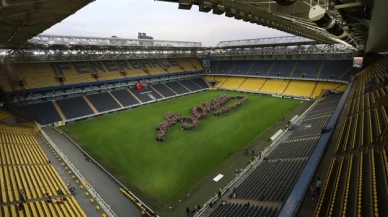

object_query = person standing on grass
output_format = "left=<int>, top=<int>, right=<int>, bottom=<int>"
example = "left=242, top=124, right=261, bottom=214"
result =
left=316, top=177, right=321, bottom=196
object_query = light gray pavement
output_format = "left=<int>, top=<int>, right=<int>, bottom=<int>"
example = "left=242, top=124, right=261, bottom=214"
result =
left=43, top=127, right=143, bottom=217
left=35, top=135, right=101, bottom=216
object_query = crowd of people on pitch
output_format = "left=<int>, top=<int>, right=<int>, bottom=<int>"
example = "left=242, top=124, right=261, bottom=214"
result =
left=214, top=96, right=247, bottom=116
left=155, top=95, right=248, bottom=142
left=156, top=112, right=181, bottom=141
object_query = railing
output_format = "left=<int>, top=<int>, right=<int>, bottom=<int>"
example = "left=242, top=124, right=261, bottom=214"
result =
left=277, top=83, right=353, bottom=217
left=38, top=126, right=118, bottom=217
left=219, top=88, right=314, bottom=101
left=194, top=99, right=318, bottom=217
left=58, top=129, right=156, bottom=216
left=41, top=88, right=209, bottom=128
left=205, top=73, right=350, bottom=84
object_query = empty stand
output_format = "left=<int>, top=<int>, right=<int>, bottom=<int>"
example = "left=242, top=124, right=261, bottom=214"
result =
left=268, top=137, right=319, bottom=160
left=209, top=203, right=278, bottom=217
left=55, top=97, right=94, bottom=119
left=165, top=81, right=189, bottom=94
left=191, top=78, right=208, bottom=88
left=216, top=61, right=236, bottom=74
left=0, top=124, right=86, bottom=217
left=260, top=79, right=290, bottom=94
left=86, top=92, right=120, bottom=112
left=211, top=59, right=354, bottom=80
left=319, top=60, right=353, bottom=79
left=3, top=58, right=202, bottom=92
left=284, top=80, right=316, bottom=97
left=178, top=80, right=202, bottom=91
left=268, top=60, right=296, bottom=77
left=152, top=84, right=176, bottom=97
left=230, top=61, right=254, bottom=75
left=129, top=88, right=153, bottom=102
left=220, top=77, right=246, bottom=89
left=292, top=60, right=322, bottom=78
left=24, top=102, right=62, bottom=125
left=310, top=57, right=388, bottom=217
left=235, top=159, right=306, bottom=202
left=247, top=60, right=274, bottom=76
left=238, top=78, right=267, bottom=91
left=111, top=90, right=141, bottom=107
left=14, top=63, right=59, bottom=89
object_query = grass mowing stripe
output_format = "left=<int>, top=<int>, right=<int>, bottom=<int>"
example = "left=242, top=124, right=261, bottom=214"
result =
left=61, top=90, right=300, bottom=205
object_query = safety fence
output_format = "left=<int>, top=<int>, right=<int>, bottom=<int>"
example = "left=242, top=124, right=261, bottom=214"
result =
left=277, top=82, right=353, bottom=217
left=38, top=126, right=118, bottom=217
left=195, top=99, right=319, bottom=217
left=206, top=73, right=349, bottom=84
left=40, top=88, right=209, bottom=128
left=56, top=129, right=157, bottom=216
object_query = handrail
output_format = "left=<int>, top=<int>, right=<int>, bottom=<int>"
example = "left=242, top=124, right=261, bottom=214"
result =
left=38, top=126, right=118, bottom=217
left=218, top=88, right=314, bottom=101
left=59, top=129, right=156, bottom=216
left=206, top=73, right=350, bottom=84
left=40, top=88, right=209, bottom=128
left=195, top=97, right=319, bottom=217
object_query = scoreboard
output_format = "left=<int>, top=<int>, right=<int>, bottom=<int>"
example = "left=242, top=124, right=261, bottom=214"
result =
left=202, top=58, right=210, bottom=68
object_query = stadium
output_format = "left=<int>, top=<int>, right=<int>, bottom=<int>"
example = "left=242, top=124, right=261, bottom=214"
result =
left=0, top=0, right=387, bottom=217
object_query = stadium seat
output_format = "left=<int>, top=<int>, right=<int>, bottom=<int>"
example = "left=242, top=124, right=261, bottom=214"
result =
left=238, top=78, right=267, bottom=91
left=0, top=124, right=87, bottom=216
left=283, top=80, right=316, bottom=97
left=260, top=79, right=290, bottom=94
left=220, top=77, right=246, bottom=89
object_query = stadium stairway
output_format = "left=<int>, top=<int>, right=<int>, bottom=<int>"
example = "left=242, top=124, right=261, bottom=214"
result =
left=111, top=89, right=142, bottom=106
left=82, top=96, right=99, bottom=114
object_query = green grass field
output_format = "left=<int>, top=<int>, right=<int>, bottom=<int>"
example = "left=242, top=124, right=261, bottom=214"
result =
left=61, top=90, right=300, bottom=206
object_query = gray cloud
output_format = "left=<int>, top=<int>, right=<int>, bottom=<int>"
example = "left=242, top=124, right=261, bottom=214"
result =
left=44, top=0, right=290, bottom=46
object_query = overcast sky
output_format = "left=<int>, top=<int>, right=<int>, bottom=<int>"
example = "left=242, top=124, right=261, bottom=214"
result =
left=43, top=0, right=289, bottom=46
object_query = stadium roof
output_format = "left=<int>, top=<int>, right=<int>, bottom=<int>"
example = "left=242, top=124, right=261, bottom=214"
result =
left=158, top=0, right=380, bottom=52
left=27, top=34, right=203, bottom=48
left=0, top=0, right=94, bottom=47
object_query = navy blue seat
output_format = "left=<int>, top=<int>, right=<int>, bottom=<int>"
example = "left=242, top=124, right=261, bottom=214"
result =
left=191, top=78, right=208, bottom=88
left=268, top=60, right=296, bottom=77
left=179, top=80, right=201, bottom=91
left=111, top=90, right=139, bottom=106
left=130, top=88, right=153, bottom=102
left=24, top=101, right=62, bottom=124
left=293, top=60, right=322, bottom=78
left=320, top=60, right=353, bottom=80
left=87, top=92, right=120, bottom=112
left=56, top=96, right=93, bottom=119
left=247, top=60, right=274, bottom=76
left=165, top=81, right=189, bottom=94
left=231, top=61, right=254, bottom=75
left=152, top=83, right=176, bottom=97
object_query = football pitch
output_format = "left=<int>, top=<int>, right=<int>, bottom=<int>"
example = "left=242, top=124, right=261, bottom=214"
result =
left=61, top=90, right=301, bottom=205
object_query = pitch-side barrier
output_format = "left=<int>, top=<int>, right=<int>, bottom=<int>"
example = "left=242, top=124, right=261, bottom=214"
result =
left=43, top=88, right=209, bottom=128
left=194, top=97, right=319, bottom=217
left=38, top=125, right=118, bottom=217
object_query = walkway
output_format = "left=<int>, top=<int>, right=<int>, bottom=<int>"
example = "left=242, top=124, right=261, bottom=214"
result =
left=43, top=127, right=142, bottom=217
left=35, top=135, right=100, bottom=216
